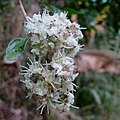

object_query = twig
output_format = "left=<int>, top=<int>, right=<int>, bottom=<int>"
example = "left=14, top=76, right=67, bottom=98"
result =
left=17, top=0, right=27, bottom=20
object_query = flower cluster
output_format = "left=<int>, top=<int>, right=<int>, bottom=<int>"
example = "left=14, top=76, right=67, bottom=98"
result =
left=21, top=9, right=84, bottom=113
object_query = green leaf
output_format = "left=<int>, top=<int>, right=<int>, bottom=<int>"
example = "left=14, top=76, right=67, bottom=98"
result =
left=42, top=3, right=62, bottom=12
left=90, top=89, right=102, bottom=105
left=63, top=8, right=85, bottom=15
left=6, top=37, right=29, bottom=61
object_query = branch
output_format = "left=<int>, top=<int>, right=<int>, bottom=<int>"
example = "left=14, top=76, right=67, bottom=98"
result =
left=17, top=0, right=27, bottom=20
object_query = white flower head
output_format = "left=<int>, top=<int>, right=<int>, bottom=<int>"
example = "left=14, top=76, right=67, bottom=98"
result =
left=21, top=9, right=84, bottom=113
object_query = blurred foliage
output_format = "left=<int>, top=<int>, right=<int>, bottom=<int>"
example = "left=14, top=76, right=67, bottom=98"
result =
left=75, top=72, right=120, bottom=120
left=0, top=0, right=120, bottom=120
left=39, top=0, right=120, bottom=33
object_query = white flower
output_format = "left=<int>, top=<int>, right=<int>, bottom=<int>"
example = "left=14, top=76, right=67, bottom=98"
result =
left=62, top=81, right=74, bottom=92
left=24, top=10, right=71, bottom=39
left=48, top=42, right=54, bottom=48
left=31, top=48, right=40, bottom=55
left=33, top=81, right=48, bottom=96
left=68, top=92, right=74, bottom=104
left=21, top=9, right=84, bottom=113
left=22, top=79, right=33, bottom=90
left=69, top=22, right=83, bottom=39
left=51, top=52, right=76, bottom=77
left=57, top=70, right=71, bottom=77
left=31, top=35, right=41, bottom=45
left=66, top=36, right=78, bottom=47
left=21, top=59, right=43, bottom=77
left=52, top=63, right=62, bottom=71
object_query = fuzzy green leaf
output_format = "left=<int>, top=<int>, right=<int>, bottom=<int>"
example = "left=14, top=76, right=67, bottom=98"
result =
left=6, top=38, right=29, bottom=61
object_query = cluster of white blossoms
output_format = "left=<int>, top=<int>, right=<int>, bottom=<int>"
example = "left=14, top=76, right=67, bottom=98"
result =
left=21, top=9, right=84, bottom=113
